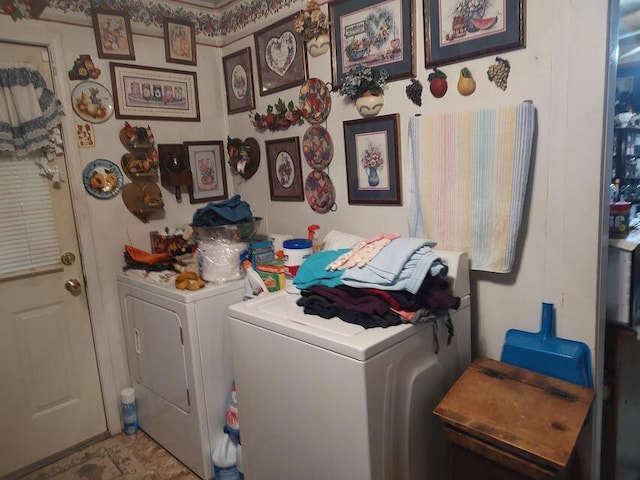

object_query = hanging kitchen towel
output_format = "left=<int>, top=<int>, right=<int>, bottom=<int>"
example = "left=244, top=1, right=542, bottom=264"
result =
left=409, top=103, right=536, bottom=273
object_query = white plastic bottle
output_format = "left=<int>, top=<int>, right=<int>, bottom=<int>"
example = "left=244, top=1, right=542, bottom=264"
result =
left=121, top=387, right=138, bottom=435
left=212, top=433, right=240, bottom=480
left=242, top=260, right=268, bottom=298
left=236, top=443, right=244, bottom=480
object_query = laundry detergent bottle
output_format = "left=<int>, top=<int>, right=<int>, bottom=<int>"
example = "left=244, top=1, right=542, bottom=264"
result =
left=212, top=433, right=240, bottom=480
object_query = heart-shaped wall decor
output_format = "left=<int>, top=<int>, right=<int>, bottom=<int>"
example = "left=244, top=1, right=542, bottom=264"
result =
left=265, top=31, right=296, bottom=77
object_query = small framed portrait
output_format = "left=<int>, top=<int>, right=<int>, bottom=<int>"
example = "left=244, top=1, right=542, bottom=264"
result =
left=91, top=8, right=135, bottom=60
left=184, top=141, right=228, bottom=204
left=254, top=13, right=308, bottom=96
left=265, top=137, right=304, bottom=201
left=222, top=48, right=256, bottom=114
left=343, top=114, right=402, bottom=205
left=163, top=17, right=197, bottom=66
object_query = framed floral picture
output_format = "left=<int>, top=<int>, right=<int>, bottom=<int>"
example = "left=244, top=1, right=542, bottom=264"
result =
left=185, top=141, right=228, bottom=204
left=329, top=0, right=415, bottom=89
left=91, top=8, right=135, bottom=60
left=343, top=114, right=401, bottom=205
left=265, top=137, right=304, bottom=201
left=163, top=17, right=197, bottom=66
left=222, top=48, right=256, bottom=114
left=424, top=0, right=525, bottom=67
left=254, top=13, right=308, bottom=96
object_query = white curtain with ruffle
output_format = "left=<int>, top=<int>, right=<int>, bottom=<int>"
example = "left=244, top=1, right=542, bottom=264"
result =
left=0, top=63, right=64, bottom=158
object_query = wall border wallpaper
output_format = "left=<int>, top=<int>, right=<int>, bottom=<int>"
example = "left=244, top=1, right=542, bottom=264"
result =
left=3, top=0, right=307, bottom=46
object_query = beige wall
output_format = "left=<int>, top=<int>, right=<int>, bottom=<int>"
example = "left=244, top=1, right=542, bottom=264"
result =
left=0, top=0, right=611, bottom=474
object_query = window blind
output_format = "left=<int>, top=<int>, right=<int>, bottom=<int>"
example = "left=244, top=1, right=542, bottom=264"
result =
left=0, top=156, right=60, bottom=276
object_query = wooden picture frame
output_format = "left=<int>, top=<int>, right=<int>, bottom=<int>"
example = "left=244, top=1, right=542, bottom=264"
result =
left=329, top=0, right=415, bottom=89
left=110, top=63, right=200, bottom=121
left=254, top=13, right=308, bottom=96
left=185, top=141, right=228, bottom=204
left=91, top=8, right=135, bottom=60
left=343, top=114, right=402, bottom=205
left=163, top=17, right=197, bottom=66
left=265, top=137, right=304, bottom=201
left=424, top=0, right=525, bottom=68
left=222, top=47, right=256, bottom=114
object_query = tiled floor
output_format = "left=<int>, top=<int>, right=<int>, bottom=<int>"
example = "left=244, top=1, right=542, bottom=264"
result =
left=19, top=430, right=200, bottom=480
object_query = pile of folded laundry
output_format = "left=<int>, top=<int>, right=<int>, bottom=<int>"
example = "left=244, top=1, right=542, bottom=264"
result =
left=293, top=235, right=460, bottom=343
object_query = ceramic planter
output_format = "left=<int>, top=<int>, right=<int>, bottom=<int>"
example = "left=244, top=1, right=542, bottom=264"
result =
left=306, top=33, right=330, bottom=57
left=355, top=91, right=384, bottom=117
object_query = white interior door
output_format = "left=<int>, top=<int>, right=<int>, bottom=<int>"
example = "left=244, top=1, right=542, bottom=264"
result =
left=0, top=43, right=106, bottom=477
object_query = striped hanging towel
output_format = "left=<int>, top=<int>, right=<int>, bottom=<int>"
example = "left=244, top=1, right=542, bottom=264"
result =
left=408, top=103, right=536, bottom=273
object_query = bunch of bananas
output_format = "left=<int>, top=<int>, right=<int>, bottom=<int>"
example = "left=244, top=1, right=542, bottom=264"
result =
left=175, top=271, right=205, bottom=290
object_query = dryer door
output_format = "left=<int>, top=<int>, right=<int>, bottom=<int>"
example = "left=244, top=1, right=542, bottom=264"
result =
left=129, top=297, right=190, bottom=412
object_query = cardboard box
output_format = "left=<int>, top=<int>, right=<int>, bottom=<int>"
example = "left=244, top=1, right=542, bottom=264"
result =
left=607, top=236, right=640, bottom=326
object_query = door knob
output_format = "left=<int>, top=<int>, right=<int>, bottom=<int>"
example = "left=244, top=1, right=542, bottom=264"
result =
left=65, top=278, right=82, bottom=294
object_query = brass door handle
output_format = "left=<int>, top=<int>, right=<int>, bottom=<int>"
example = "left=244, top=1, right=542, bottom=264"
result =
left=65, top=278, right=82, bottom=294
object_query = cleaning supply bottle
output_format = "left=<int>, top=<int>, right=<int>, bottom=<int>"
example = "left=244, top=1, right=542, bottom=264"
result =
left=212, top=433, right=240, bottom=480
left=236, top=443, right=244, bottom=480
left=307, top=224, right=321, bottom=252
left=121, top=387, right=138, bottom=435
left=242, top=260, right=268, bottom=299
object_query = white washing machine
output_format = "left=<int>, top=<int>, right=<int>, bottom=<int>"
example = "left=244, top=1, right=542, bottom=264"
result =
left=118, top=274, right=244, bottom=480
left=227, top=251, right=471, bottom=480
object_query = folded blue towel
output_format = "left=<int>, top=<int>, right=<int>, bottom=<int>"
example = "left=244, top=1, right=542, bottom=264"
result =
left=294, top=249, right=350, bottom=289
left=192, top=194, right=254, bottom=226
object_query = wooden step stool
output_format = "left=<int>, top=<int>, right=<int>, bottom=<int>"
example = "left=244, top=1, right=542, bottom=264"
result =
left=433, top=357, right=595, bottom=480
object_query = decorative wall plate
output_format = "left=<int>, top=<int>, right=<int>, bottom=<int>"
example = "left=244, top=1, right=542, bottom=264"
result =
left=82, top=159, right=123, bottom=199
left=304, top=170, right=336, bottom=213
left=299, top=78, right=331, bottom=125
left=71, top=81, right=114, bottom=124
left=302, top=126, right=333, bottom=169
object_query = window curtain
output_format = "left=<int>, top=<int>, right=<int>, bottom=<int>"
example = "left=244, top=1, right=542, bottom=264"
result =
left=0, top=63, right=64, bottom=158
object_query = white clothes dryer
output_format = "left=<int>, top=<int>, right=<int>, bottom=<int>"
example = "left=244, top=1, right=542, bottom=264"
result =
left=227, top=251, right=471, bottom=480
left=118, top=274, right=244, bottom=479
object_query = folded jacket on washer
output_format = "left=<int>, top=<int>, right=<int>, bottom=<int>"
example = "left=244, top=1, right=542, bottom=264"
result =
left=341, top=239, right=446, bottom=294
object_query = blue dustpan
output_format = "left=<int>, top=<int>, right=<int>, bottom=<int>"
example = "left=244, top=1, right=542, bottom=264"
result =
left=500, top=303, right=593, bottom=387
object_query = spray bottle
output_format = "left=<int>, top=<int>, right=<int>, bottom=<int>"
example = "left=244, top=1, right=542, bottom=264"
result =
left=307, top=224, right=321, bottom=252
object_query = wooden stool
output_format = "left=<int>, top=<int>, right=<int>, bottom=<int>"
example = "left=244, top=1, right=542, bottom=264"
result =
left=433, top=357, right=594, bottom=480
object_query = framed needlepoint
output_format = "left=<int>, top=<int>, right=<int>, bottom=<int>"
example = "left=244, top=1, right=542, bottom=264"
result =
left=91, top=8, right=135, bottom=60
left=163, top=17, right=197, bottom=66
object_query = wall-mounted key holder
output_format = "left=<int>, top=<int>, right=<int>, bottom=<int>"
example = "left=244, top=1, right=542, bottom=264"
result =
left=158, top=143, right=193, bottom=201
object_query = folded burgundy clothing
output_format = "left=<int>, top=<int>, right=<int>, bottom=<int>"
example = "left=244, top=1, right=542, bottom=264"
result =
left=303, top=285, right=391, bottom=315
left=296, top=294, right=401, bottom=329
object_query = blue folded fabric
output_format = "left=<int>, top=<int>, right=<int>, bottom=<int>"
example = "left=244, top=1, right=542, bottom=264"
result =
left=341, top=238, right=446, bottom=294
left=294, top=249, right=349, bottom=289
left=192, top=194, right=254, bottom=226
